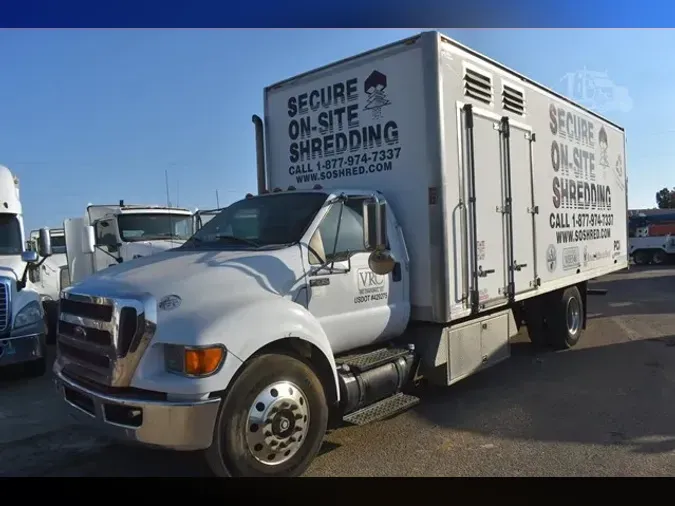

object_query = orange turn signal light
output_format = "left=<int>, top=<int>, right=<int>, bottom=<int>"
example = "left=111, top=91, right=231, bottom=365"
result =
left=184, top=346, right=224, bottom=376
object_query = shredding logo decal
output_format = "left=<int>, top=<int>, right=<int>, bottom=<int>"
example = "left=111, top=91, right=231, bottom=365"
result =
left=363, top=70, right=391, bottom=120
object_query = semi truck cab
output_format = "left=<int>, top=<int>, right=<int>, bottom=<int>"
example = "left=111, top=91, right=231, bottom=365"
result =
left=0, top=165, right=53, bottom=376
left=64, top=203, right=195, bottom=286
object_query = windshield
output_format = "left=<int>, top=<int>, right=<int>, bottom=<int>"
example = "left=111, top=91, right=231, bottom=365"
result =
left=184, top=192, right=328, bottom=249
left=0, top=214, right=23, bottom=255
left=51, top=235, right=66, bottom=249
left=117, top=213, right=194, bottom=242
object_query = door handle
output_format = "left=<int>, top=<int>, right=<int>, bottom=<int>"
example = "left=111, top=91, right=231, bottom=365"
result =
left=310, top=277, right=330, bottom=287
left=512, top=262, right=528, bottom=272
left=478, top=266, right=495, bottom=278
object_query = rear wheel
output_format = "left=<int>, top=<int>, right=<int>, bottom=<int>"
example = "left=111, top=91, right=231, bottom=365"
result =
left=205, top=352, right=328, bottom=477
left=652, top=250, right=666, bottom=265
left=547, top=286, right=584, bottom=351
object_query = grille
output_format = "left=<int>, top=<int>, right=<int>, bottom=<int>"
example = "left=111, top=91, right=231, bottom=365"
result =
left=0, top=279, right=10, bottom=332
left=56, top=292, right=154, bottom=388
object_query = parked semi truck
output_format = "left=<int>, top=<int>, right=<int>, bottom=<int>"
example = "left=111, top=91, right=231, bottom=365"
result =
left=28, top=227, right=68, bottom=344
left=53, top=31, right=629, bottom=477
left=63, top=202, right=195, bottom=286
left=0, top=165, right=52, bottom=376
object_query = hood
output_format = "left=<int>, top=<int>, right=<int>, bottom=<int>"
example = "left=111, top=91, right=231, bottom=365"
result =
left=124, top=239, right=185, bottom=258
left=69, top=246, right=304, bottom=318
left=0, top=255, right=24, bottom=281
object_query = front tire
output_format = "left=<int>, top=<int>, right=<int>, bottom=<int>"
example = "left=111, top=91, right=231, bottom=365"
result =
left=205, top=352, right=328, bottom=477
left=43, top=300, right=58, bottom=345
left=23, top=357, right=46, bottom=378
left=633, top=250, right=649, bottom=265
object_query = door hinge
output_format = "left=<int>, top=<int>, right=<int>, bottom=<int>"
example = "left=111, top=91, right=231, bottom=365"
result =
left=525, top=132, right=536, bottom=142
left=527, top=206, right=539, bottom=215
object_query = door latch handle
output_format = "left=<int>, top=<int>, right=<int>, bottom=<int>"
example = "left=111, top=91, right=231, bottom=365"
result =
left=478, top=266, right=495, bottom=278
left=512, top=262, right=528, bottom=272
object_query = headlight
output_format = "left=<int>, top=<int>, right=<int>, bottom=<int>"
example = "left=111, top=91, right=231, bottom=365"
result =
left=14, top=301, right=43, bottom=329
left=164, top=344, right=226, bottom=377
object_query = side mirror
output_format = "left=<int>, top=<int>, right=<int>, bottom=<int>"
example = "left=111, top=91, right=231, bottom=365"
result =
left=83, top=225, right=96, bottom=254
left=21, top=250, right=39, bottom=264
left=38, top=227, right=52, bottom=257
left=363, top=199, right=388, bottom=251
left=362, top=198, right=395, bottom=276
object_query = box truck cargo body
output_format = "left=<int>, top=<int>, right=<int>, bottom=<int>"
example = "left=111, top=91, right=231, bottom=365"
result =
left=265, top=32, right=628, bottom=324
left=53, top=32, right=628, bottom=477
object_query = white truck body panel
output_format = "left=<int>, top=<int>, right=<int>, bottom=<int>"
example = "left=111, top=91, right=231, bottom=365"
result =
left=64, top=217, right=94, bottom=286
left=264, top=31, right=628, bottom=324
left=28, top=228, right=67, bottom=300
left=630, top=235, right=675, bottom=255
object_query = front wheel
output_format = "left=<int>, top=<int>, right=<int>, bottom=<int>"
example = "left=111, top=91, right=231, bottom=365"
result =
left=204, top=352, right=328, bottom=477
left=633, top=250, right=649, bottom=265
left=23, top=357, right=47, bottom=378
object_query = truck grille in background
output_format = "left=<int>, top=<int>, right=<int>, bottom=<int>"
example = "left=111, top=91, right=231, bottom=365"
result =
left=57, top=294, right=148, bottom=387
left=0, top=280, right=9, bottom=332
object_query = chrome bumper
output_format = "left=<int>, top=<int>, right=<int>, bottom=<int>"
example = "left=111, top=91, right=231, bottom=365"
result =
left=53, top=368, right=222, bottom=451
left=0, top=332, right=45, bottom=367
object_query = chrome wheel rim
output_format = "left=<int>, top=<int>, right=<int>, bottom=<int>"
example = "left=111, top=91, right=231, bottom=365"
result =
left=566, top=296, right=581, bottom=335
left=245, top=381, right=309, bottom=466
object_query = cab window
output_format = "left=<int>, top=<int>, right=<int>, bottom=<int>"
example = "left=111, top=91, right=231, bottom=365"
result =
left=308, top=199, right=366, bottom=265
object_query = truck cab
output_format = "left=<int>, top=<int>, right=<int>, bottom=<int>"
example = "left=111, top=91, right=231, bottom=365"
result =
left=0, top=165, right=52, bottom=376
left=64, top=203, right=195, bottom=286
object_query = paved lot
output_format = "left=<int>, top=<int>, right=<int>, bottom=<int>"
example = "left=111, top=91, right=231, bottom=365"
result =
left=2, top=265, right=675, bottom=477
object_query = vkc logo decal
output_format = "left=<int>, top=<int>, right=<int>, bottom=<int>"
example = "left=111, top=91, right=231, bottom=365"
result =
left=358, top=270, right=385, bottom=289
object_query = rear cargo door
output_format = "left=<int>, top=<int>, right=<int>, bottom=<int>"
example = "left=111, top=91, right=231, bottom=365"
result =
left=461, top=104, right=509, bottom=310
left=506, top=121, right=538, bottom=295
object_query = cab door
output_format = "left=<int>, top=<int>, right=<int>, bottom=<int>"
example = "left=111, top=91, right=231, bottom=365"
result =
left=304, top=195, right=409, bottom=355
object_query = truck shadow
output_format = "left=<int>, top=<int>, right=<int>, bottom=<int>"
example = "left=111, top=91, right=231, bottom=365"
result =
left=412, top=334, right=675, bottom=456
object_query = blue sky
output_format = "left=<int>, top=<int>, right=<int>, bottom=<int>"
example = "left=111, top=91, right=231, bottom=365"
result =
left=0, top=29, right=670, bottom=233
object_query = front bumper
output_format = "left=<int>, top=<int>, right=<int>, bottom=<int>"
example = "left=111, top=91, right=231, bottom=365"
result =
left=53, top=368, right=222, bottom=451
left=0, top=332, right=45, bottom=368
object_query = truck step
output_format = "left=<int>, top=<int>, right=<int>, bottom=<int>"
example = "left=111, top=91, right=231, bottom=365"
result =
left=336, top=346, right=412, bottom=373
left=342, top=392, right=420, bottom=426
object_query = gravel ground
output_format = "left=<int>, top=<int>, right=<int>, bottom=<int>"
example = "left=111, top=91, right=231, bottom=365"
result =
left=2, top=265, right=674, bottom=477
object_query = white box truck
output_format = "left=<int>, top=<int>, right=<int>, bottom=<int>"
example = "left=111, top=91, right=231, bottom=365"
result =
left=53, top=31, right=628, bottom=477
